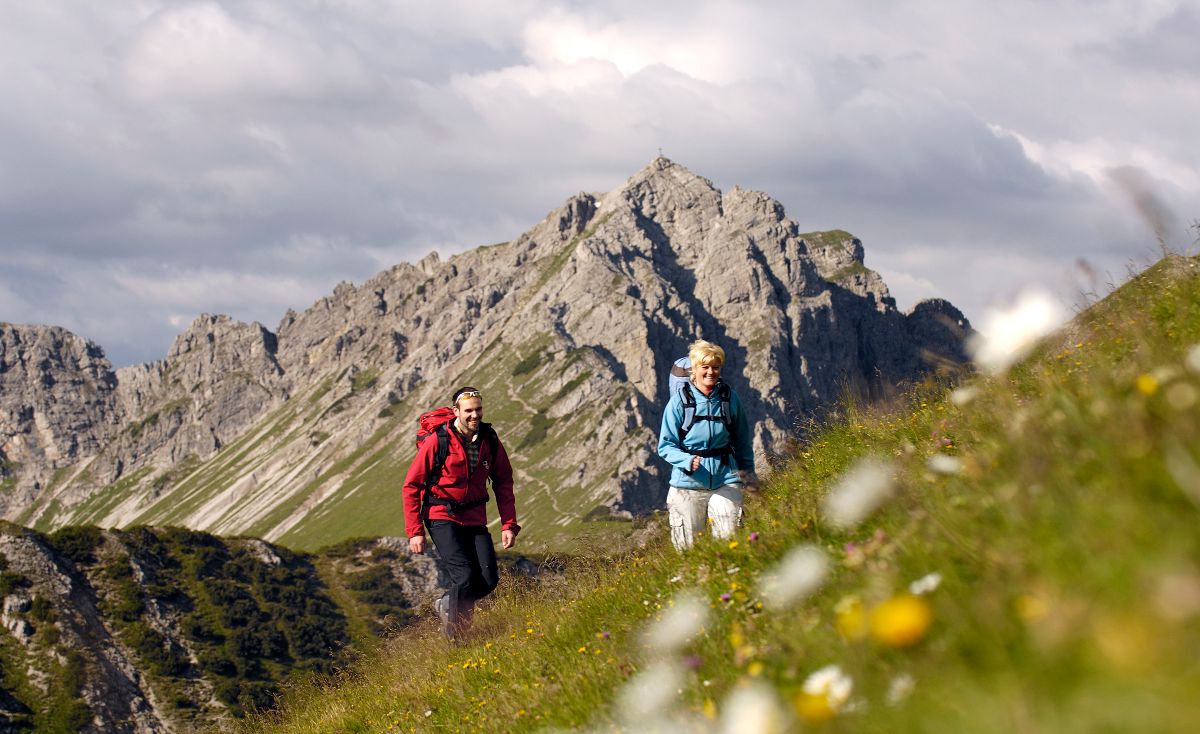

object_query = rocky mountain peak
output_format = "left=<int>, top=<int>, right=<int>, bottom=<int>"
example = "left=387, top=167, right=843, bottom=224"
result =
left=603, top=157, right=723, bottom=237
left=0, top=324, right=119, bottom=482
left=0, top=159, right=974, bottom=549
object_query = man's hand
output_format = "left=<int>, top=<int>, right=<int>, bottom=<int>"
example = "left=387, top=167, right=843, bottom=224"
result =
left=501, top=529, right=516, bottom=549
left=409, top=535, right=425, bottom=554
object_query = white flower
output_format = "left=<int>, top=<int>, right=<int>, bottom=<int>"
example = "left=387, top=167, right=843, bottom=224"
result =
left=1185, top=344, right=1200, bottom=375
left=803, top=664, right=853, bottom=710
left=822, top=458, right=895, bottom=529
left=641, top=591, right=708, bottom=653
left=949, top=386, right=979, bottom=406
left=926, top=454, right=961, bottom=475
left=719, top=683, right=791, bottom=734
left=759, top=545, right=829, bottom=610
left=617, top=660, right=684, bottom=722
left=967, top=288, right=1066, bottom=374
left=1152, top=571, right=1200, bottom=622
left=1167, top=382, right=1198, bottom=410
left=909, top=572, right=943, bottom=595
left=886, top=673, right=916, bottom=706
left=1164, top=440, right=1200, bottom=507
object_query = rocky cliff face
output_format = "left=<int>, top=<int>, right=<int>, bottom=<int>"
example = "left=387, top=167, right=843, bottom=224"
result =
left=0, top=158, right=972, bottom=547
left=0, top=522, right=441, bottom=732
left=0, top=326, right=120, bottom=488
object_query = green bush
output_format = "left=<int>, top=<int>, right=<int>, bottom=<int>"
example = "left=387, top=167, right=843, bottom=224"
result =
left=0, top=571, right=30, bottom=595
left=512, top=350, right=545, bottom=376
left=48, top=526, right=104, bottom=565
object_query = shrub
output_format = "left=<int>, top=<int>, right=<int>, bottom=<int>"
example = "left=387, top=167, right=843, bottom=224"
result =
left=49, top=526, right=104, bottom=565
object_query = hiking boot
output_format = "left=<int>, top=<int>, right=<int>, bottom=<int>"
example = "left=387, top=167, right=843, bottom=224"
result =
left=434, top=595, right=454, bottom=640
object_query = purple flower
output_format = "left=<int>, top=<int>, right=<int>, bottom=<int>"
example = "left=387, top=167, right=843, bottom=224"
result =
left=749, top=532, right=760, bottom=542
left=683, top=655, right=703, bottom=670
left=720, top=593, right=732, bottom=603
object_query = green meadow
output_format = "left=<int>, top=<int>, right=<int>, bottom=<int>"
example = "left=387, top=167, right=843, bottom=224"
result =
left=243, top=255, right=1200, bottom=733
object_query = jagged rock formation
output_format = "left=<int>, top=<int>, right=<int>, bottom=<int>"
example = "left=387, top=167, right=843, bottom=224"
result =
left=0, top=523, right=441, bottom=732
left=0, top=158, right=972, bottom=547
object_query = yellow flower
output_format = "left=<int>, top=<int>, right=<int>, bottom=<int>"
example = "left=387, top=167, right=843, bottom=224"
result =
left=1016, top=594, right=1048, bottom=621
left=729, top=624, right=745, bottom=649
left=1136, top=373, right=1159, bottom=396
left=792, top=695, right=830, bottom=724
left=728, top=540, right=739, bottom=550
left=747, top=661, right=764, bottom=676
left=833, top=595, right=867, bottom=640
left=702, top=698, right=717, bottom=720
left=794, top=665, right=852, bottom=722
left=870, top=595, right=932, bottom=647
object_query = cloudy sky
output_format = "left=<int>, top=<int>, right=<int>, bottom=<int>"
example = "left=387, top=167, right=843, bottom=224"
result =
left=2, top=1, right=1197, bottom=367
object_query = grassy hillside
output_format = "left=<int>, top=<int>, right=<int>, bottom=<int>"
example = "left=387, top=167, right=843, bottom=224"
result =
left=21, top=326, right=642, bottom=554
left=243, top=256, right=1200, bottom=733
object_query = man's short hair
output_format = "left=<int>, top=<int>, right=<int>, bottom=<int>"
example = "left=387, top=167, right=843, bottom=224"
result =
left=452, top=386, right=482, bottom=406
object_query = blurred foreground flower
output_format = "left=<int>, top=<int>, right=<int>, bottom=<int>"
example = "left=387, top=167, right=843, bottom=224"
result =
left=617, top=660, right=684, bottom=722
left=720, top=684, right=791, bottom=734
left=641, top=591, right=708, bottom=654
left=834, top=595, right=867, bottom=640
left=1186, top=344, right=1200, bottom=375
left=794, top=665, right=853, bottom=723
left=909, top=572, right=943, bottom=595
left=886, top=673, right=916, bottom=706
left=1136, top=373, right=1159, bottom=396
left=822, top=458, right=896, bottom=529
left=926, top=454, right=962, bottom=475
left=870, top=595, right=932, bottom=647
left=949, top=385, right=979, bottom=406
left=967, top=288, right=1065, bottom=374
left=759, top=545, right=829, bottom=610
left=1153, top=570, right=1200, bottom=621
left=1164, top=439, right=1200, bottom=507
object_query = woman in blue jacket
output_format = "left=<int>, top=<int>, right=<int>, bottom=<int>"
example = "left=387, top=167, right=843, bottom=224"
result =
left=657, top=340, right=756, bottom=550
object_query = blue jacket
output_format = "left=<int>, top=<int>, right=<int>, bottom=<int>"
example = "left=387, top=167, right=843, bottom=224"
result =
left=657, top=381, right=755, bottom=490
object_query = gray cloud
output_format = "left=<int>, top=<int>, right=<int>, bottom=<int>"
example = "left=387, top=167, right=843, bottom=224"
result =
left=1, top=0, right=1197, bottom=366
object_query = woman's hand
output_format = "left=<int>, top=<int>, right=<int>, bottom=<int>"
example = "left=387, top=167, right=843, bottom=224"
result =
left=690, top=456, right=701, bottom=472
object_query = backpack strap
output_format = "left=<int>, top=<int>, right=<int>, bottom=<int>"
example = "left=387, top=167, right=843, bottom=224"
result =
left=419, top=425, right=453, bottom=521
left=678, top=383, right=698, bottom=445
left=718, top=382, right=734, bottom=432
left=678, top=382, right=738, bottom=470
left=421, top=424, right=500, bottom=519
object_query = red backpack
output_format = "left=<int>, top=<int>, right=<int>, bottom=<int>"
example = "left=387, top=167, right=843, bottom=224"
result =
left=415, top=407, right=498, bottom=517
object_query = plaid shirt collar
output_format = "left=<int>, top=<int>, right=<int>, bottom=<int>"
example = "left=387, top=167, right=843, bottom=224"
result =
left=453, top=421, right=481, bottom=474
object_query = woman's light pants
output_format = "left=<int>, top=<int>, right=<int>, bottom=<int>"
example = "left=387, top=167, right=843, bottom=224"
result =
left=666, top=484, right=744, bottom=551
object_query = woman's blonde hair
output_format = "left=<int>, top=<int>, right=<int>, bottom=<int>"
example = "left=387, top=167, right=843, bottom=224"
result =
left=688, top=339, right=725, bottom=378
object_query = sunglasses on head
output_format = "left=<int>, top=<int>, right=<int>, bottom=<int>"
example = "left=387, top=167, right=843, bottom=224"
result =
left=454, top=390, right=483, bottom=404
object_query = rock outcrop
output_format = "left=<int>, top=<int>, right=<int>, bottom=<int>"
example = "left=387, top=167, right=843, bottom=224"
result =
left=0, top=158, right=972, bottom=546
left=0, top=523, right=443, bottom=731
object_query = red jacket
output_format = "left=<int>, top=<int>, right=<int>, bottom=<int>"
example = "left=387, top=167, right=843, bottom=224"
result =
left=402, top=422, right=519, bottom=538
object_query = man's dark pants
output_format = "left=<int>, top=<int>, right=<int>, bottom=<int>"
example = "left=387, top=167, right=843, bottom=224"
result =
left=426, top=520, right=499, bottom=627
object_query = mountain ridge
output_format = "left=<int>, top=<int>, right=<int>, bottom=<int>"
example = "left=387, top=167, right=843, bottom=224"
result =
left=0, top=157, right=972, bottom=548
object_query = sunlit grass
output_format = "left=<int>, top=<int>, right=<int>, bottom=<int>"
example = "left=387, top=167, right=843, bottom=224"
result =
left=243, top=256, right=1200, bottom=733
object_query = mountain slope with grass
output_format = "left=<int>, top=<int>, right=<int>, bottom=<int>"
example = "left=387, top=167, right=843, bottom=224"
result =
left=243, top=255, right=1200, bottom=733
left=1, top=157, right=969, bottom=551
left=0, top=524, right=455, bottom=731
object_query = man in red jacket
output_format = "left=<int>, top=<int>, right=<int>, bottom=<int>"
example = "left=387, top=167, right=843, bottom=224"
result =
left=403, top=386, right=519, bottom=638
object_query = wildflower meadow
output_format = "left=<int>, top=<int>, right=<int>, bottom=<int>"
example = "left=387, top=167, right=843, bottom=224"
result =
left=244, top=255, right=1200, bottom=733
